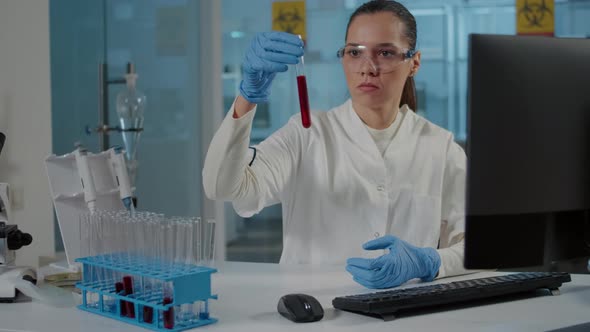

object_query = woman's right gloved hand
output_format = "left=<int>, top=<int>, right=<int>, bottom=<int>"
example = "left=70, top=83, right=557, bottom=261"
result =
left=240, top=32, right=304, bottom=103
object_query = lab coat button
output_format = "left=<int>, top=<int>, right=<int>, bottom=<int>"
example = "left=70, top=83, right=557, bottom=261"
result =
left=377, top=185, right=385, bottom=192
left=374, top=232, right=380, bottom=238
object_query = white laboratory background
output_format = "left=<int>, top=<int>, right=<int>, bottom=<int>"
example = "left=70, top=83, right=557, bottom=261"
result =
left=42, top=0, right=590, bottom=265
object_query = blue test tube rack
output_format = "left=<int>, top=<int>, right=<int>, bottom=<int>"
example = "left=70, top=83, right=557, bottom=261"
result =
left=75, top=254, right=218, bottom=331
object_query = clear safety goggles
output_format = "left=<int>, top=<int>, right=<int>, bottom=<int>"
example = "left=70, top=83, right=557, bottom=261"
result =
left=336, top=44, right=417, bottom=74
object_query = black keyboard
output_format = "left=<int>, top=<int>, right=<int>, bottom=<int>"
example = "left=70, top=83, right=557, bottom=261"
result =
left=333, top=272, right=571, bottom=319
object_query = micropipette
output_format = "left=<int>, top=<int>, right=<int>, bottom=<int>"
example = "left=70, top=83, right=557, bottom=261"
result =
left=109, top=147, right=135, bottom=215
left=74, top=147, right=97, bottom=213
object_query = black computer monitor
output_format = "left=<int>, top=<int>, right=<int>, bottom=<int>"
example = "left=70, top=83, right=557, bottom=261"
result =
left=464, top=34, right=590, bottom=271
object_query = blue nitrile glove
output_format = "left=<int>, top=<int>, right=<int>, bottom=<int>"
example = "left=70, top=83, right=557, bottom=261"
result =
left=346, top=235, right=441, bottom=289
left=240, top=32, right=304, bottom=103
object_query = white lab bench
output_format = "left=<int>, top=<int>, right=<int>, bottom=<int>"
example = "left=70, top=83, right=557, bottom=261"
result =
left=0, top=261, right=589, bottom=332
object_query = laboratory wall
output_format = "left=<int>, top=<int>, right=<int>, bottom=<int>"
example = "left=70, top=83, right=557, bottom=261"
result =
left=102, top=0, right=203, bottom=218
left=0, top=0, right=54, bottom=267
left=45, top=0, right=590, bottom=264
left=50, top=0, right=226, bottom=260
left=222, top=0, right=590, bottom=143
left=50, top=0, right=208, bottom=253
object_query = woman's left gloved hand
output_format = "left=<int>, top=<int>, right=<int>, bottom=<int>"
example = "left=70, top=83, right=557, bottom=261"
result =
left=346, top=235, right=441, bottom=289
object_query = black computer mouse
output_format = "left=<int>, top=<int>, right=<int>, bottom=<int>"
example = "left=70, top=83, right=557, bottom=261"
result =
left=277, top=293, right=324, bottom=323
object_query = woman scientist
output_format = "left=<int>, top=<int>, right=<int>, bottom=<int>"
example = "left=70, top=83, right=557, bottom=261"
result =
left=203, top=0, right=472, bottom=289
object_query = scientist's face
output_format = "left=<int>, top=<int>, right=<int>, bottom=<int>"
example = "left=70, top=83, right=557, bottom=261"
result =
left=343, top=12, right=420, bottom=110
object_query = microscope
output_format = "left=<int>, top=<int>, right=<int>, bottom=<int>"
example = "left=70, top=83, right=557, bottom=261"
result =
left=0, top=133, right=36, bottom=302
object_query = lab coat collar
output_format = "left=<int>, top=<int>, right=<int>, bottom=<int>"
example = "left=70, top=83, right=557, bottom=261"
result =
left=338, top=100, right=414, bottom=159
left=339, top=99, right=382, bottom=159
left=384, top=104, right=413, bottom=156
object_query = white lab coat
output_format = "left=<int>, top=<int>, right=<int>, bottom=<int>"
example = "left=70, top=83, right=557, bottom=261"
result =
left=203, top=99, right=471, bottom=278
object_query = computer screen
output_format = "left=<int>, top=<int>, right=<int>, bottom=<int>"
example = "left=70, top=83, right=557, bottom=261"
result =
left=464, top=34, right=590, bottom=271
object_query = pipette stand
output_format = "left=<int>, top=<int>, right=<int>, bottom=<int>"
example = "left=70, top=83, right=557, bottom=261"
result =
left=45, top=149, right=129, bottom=271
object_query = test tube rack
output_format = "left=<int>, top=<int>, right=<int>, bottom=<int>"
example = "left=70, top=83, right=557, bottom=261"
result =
left=75, top=254, right=217, bottom=331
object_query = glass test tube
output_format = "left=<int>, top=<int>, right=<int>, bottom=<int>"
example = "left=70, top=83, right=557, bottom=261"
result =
left=295, top=35, right=311, bottom=129
left=122, top=212, right=136, bottom=318
left=205, top=219, right=216, bottom=265
left=115, top=281, right=128, bottom=316
left=184, top=220, right=196, bottom=322
left=143, top=216, right=158, bottom=324
left=94, top=213, right=107, bottom=294
left=133, top=213, right=145, bottom=298
left=80, top=213, right=96, bottom=308
left=160, top=219, right=175, bottom=326
left=103, top=212, right=116, bottom=312
left=163, top=219, right=175, bottom=330
left=195, top=217, right=202, bottom=265
left=163, top=296, right=175, bottom=329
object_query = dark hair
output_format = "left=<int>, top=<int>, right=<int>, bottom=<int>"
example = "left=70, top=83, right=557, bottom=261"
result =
left=346, top=0, right=418, bottom=111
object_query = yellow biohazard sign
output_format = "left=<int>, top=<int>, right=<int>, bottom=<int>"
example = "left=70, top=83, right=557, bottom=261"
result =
left=516, top=0, right=554, bottom=36
left=272, top=1, right=306, bottom=41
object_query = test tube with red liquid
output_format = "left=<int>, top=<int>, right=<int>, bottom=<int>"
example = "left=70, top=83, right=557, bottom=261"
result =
left=163, top=296, right=174, bottom=329
left=296, top=35, right=311, bottom=128
left=115, top=281, right=127, bottom=316
left=122, top=276, right=136, bottom=318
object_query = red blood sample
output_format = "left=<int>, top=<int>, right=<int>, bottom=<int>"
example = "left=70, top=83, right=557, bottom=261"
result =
left=297, top=75, right=311, bottom=128
left=163, top=296, right=174, bottom=329
left=115, top=281, right=127, bottom=316
left=143, top=306, right=153, bottom=323
left=122, top=276, right=135, bottom=318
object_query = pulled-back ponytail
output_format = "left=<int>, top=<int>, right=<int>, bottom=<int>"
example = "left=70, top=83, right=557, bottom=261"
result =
left=401, top=76, right=417, bottom=111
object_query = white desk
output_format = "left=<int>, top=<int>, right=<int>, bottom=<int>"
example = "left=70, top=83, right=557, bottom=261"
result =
left=0, top=262, right=589, bottom=332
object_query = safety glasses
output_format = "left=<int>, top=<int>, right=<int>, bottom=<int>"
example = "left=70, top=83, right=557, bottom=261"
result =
left=337, top=43, right=417, bottom=74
